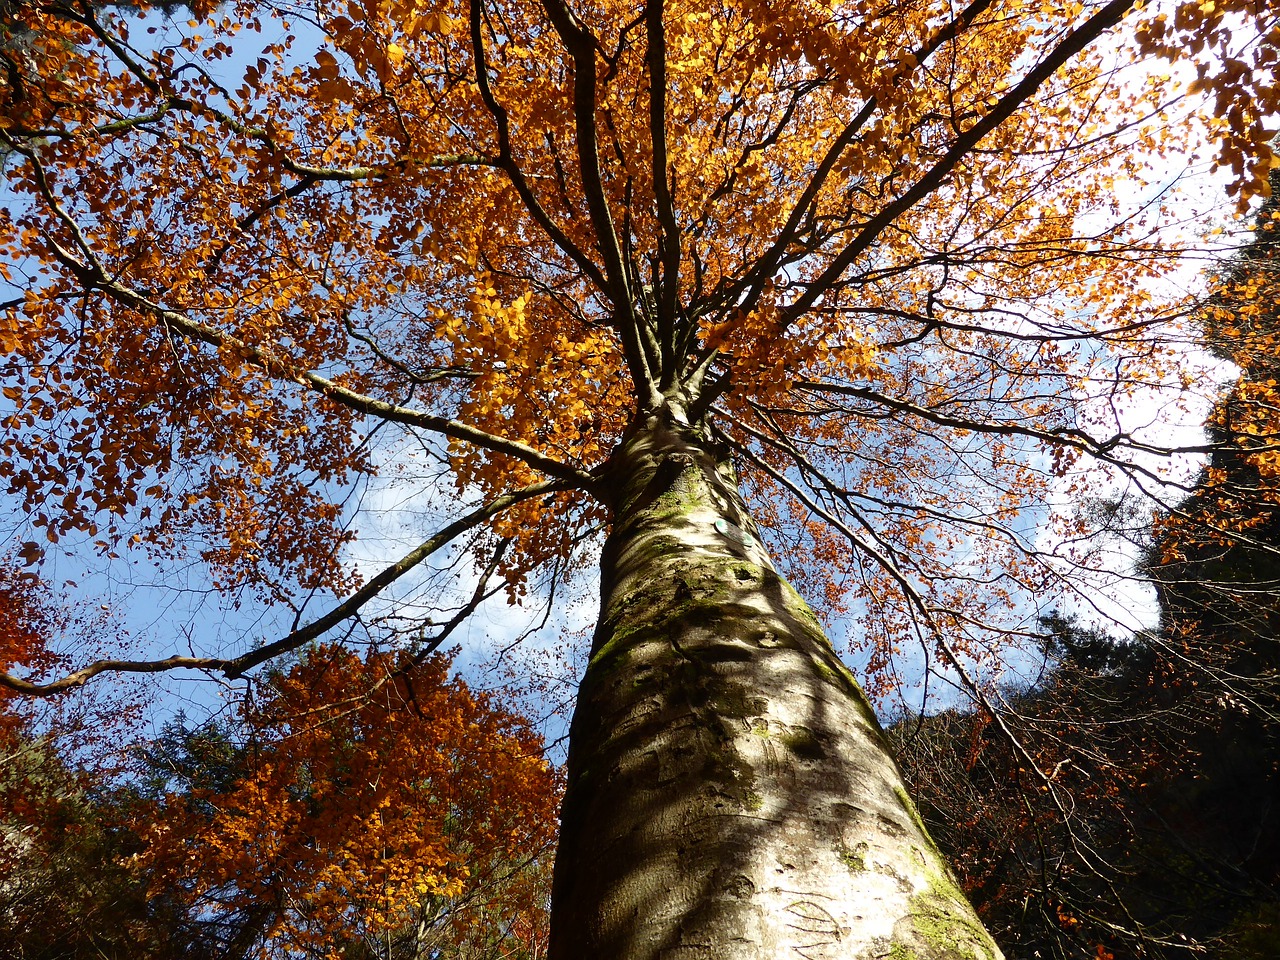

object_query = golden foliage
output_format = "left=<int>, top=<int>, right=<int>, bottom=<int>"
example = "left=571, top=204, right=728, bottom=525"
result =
left=136, top=645, right=560, bottom=958
left=0, top=0, right=1277, bottom=685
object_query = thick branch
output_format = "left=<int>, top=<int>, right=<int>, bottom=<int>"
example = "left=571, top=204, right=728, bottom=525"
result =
left=36, top=227, right=595, bottom=490
left=541, top=0, right=659, bottom=404
left=0, top=481, right=561, bottom=695
left=540, top=0, right=629, bottom=299
left=469, top=0, right=611, bottom=293
left=782, top=0, right=1136, bottom=324
left=646, top=0, right=681, bottom=388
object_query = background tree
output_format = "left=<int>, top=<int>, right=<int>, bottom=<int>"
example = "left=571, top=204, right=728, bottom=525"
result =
left=896, top=170, right=1280, bottom=960
left=897, top=613, right=1280, bottom=959
left=1, top=0, right=1278, bottom=956
left=134, top=646, right=560, bottom=960
left=0, top=561, right=194, bottom=959
left=2, top=677, right=558, bottom=960
left=2, top=572, right=561, bottom=959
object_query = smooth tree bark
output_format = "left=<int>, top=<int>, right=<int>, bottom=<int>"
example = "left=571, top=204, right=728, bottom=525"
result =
left=551, top=409, right=1002, bottom=960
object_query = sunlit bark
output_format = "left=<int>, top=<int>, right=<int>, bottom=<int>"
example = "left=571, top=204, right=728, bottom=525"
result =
left=551, top=412, right=1002, bottom=960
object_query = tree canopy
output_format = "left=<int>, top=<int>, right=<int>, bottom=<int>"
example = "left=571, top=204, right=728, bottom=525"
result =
left=1, top=0, right=1276, bottom=696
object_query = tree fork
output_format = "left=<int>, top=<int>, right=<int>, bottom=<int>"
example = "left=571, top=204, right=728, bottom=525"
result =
left=550, top=412, right=1002, bottom=960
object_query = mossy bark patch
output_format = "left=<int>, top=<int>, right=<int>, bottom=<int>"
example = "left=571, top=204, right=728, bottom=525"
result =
left=549, top=416, right=1003, bottom=960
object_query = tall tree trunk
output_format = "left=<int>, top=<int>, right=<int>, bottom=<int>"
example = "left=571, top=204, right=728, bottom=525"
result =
left=550, top=413, right=1003, bottom=960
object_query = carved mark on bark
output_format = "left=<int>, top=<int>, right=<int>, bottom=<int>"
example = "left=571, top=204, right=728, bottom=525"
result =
left=784, top=897, right=845, bottom=958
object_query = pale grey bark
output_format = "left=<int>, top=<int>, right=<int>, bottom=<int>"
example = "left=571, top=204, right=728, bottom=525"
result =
left=550, top=413, right=1003, bottom=960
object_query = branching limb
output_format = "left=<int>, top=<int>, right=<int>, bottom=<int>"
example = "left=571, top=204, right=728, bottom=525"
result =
left=45, top=5, right=486, bottom=182
left=782, top=0, right=1137, bottom=325
left=719, top=0, right=999, bottom=322
left=26, top=187, right=595, bottom=490
left=794, top=380, right=1251, bottom=474
left=469, top=0, right=611, bottom=294
left=391, top=536, right=513, bottom=676
left=0, top=481, right=563, bottom=695
left=712, top=421, right=922, bottom=596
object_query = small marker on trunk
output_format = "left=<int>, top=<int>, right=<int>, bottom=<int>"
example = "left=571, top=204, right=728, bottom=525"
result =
left=714, top=517, right=751, bottom=545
